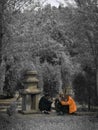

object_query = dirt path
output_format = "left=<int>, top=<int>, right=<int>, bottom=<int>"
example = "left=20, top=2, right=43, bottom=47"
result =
left=0, top=112, right=98, bottom=130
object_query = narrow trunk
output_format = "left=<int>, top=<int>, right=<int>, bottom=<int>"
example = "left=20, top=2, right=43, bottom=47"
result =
left=95, top=55, right=98, bottom=97
left=96, top=66, right=98, bottom=97
left=0, top=1, right=3, bottom=64
left=88, top=95, right=91, bottom=111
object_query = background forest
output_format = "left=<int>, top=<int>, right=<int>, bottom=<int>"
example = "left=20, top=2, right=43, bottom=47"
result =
left=0, top=0, right=98, bottom=109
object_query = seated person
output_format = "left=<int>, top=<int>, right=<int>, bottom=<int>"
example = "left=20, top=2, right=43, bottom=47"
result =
left=39, top=93, right=52, bottom=114
left=55, top=92, right=69, bottom=115
left=60, top=94, right=77, bottom=114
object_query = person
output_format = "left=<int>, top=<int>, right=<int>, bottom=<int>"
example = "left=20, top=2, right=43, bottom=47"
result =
left=60, top=94, right=77, bottom=114
left=39, top=93, right=52, bottom=114
left=55, top=92, right=69, bottom=115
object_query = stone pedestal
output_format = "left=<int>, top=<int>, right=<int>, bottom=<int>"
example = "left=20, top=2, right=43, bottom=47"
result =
left=20, top=71, right=41, bottom=114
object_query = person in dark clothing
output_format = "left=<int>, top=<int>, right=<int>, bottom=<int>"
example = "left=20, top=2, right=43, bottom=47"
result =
left=39, top=93, right=52, bottom=114
left=55, top=93, right=69, bottom=115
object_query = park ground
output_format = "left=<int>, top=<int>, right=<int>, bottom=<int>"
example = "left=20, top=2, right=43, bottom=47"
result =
left=0, top=111, right=98, bottom=130
left=0, top=97, right=98, bottom=130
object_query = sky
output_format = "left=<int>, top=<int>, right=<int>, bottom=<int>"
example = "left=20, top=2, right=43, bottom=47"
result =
left=44, top=0, right=75, bottom=7
left=21, top=0, right=76, bottom=12
left=45, top=0, right=65, bottom=7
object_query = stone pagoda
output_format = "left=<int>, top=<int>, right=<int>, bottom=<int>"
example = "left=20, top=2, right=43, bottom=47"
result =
left=20, top=71, right=41, bottom=114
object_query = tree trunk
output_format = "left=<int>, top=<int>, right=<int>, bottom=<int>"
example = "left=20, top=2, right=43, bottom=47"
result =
left=0, top=1, right=4, bottom=64
left=0, top=3, right=2, bottom=64
left=88, top=95, right=91, bottom=111
left=0, top=0, right=7, bottom=64
left=94, top=54, right=98, bottom=98
left=96, top=63, right=98, bottom=97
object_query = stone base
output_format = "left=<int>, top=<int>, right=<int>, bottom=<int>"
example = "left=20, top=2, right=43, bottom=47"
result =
left=18, top=110, right=41, bottom=114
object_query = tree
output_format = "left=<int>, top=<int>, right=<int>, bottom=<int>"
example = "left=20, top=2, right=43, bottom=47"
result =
left=0, top=0, right=44, bottom=94
left=42, top=61, right=62, bottom=97
left=73, top=69, right=96, bottom=109
left=1, top=0, right=95, bottom=101
left=0, top=0, right=43, bottom=63
left=74, top=0, right=98, bottom=96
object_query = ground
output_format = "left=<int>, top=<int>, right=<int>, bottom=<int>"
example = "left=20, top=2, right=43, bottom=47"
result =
left=0, top=112, right=98, bottom=130
left=0, top=97, right=98, bottom=130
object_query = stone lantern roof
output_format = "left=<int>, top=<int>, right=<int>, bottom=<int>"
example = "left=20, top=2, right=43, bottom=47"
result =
left=24, top=77, right=39, bottom=83
left=23, top=71, right=39, bottom=83
left=22, top=70, right=40, bottom=94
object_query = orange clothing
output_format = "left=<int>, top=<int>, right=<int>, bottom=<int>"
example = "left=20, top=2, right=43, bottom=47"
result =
left=61, top=96, right=77, bottom=114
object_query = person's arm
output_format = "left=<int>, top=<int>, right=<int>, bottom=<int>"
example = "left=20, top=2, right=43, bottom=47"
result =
left=48, top=97, right=53, bottom=104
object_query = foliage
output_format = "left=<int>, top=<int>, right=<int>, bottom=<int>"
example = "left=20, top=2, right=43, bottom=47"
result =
left=72, top=0, right=98, bottom=97
left=73, top=70, right=96, bottom=105
left=0, top=0, right=97, bottom=107
left=42, top=61, right=62, bottom=97
left=3, top=54, right=36, bottom=96
left=0, top=2, right=82, bottom=98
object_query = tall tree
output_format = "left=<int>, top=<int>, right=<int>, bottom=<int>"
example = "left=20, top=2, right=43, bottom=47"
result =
left=0, top=0, right=44, bottom=94
left=0, top=0, right=37, bottom=63
left=74, top=0, right=98, bottom=96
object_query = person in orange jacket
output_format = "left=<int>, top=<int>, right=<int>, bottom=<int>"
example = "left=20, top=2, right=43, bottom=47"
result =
left=60, top=95, right=77, bottom=114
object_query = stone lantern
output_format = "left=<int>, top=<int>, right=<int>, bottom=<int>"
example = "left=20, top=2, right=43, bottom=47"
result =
left=20, top=71, right=41, bottom=114
left=64, top=86, right=74, bottom=97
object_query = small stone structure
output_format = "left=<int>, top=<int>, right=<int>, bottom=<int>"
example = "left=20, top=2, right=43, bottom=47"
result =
left=20, top=71, right=41, bottom=114
left=63, top=86, right=74, bottom=97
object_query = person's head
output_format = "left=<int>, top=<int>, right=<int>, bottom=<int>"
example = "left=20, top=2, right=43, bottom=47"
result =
left=64, top=94, right=70, bottom=100
left=44, top=93, right=50, bottom=98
